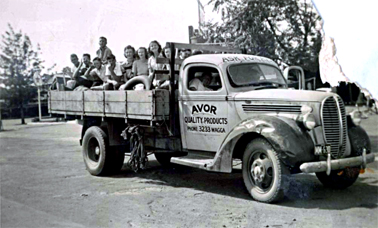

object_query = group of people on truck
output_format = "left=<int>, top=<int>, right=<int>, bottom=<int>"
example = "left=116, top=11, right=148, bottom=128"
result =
left=64, top=37, right=203, bottom=91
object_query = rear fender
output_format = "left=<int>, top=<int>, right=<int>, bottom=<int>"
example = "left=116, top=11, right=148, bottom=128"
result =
left=207, top=115, right=315, bottom=173
left=80, top=117, right=102, bottom=145
left=80, top=118, right=128, bottom=147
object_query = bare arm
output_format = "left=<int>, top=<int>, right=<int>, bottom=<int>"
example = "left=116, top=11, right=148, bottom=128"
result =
left=73, top=61, right=83, bottom=79
left=107, top=65, right=120, bottom=82
left=84, top=65, right=95, bottom=78
left=132, top=61, right=137, bottom=77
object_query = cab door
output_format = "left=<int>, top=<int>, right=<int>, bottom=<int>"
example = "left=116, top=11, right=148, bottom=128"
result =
left=179, top=64, right=229, bottom=152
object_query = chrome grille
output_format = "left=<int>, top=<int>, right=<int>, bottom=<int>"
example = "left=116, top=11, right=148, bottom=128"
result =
left=322, top=96, right=346, bottom=158
left=337, top=96, right=348, bottom=156
left=242, top=104, right=301, bottom=113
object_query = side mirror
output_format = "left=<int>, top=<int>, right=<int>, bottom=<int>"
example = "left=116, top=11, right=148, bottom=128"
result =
left=283, top=66, right=305, bottom=90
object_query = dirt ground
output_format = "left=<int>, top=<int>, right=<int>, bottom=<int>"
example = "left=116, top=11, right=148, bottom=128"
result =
left=1, top=111, right=377, bottom=228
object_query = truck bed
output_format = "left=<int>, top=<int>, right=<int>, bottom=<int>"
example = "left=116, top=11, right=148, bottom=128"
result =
left=48, top=90, right=169, bottom=121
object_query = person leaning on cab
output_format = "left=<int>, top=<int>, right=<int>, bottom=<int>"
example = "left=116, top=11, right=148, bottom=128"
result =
left=161, top=45, right=171, bottom=70
left=161, top=45, right=180, bottom=71
left=189, top=71, right=213, bottom=91
left=105, top=54, right=123, bottom=90
left=87, top=57, right=117, bottom=90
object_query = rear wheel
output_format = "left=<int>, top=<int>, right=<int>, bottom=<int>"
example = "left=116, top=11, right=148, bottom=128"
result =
left=82, top=126, right=124, bottom=176
left=316, top=167, right=360, bottom=189
left=242, top=138, right=285, bottom=203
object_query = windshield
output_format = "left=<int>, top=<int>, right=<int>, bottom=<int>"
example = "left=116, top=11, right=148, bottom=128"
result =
left=227, top=63, right=287, bottom=88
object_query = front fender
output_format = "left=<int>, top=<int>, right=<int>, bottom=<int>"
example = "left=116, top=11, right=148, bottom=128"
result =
left=206, top=115, right=315, bottom=173
left=347, top=115, right=371, bottom=155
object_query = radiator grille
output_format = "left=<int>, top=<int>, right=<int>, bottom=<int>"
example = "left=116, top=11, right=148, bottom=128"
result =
left=242, top=104, right=301, bottom=113
left=337, top=96, right=348, bottom=156
left=322, top=96, right=347, bottom=158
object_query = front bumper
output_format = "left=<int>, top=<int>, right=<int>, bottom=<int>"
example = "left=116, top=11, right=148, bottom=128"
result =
left=300, top=153, right=375, bottom=173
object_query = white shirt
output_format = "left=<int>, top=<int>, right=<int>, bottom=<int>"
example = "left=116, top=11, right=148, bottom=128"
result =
left=105, top=62, right=123, bottom=77
left=90, top=66, right=107, bottom=82
left=71, top=64, right=79, bottom=78
left=189, top=78, right=213, bottom=91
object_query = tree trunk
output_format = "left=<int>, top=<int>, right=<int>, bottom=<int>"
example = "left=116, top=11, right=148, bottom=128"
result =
left=20, top=100, right=25, bottom=125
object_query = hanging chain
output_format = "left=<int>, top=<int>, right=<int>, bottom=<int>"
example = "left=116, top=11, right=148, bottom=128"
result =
left=121, top=126, right=148, bottom=172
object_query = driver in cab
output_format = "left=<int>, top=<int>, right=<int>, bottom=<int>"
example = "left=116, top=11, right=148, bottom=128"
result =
left=189, top=72, right=213, bottom=91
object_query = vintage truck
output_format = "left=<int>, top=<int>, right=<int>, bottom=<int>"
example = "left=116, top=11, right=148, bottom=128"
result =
left=49, top=42, right=374, bottom=203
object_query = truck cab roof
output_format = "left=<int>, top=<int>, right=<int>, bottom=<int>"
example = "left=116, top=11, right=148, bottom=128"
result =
left=182, top=54, right=279, bottom=68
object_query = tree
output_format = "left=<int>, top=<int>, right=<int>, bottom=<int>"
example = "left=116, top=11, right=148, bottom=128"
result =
left=203, top=0, right=322, bottom=73
left=0, top=24, right=44, bottom=124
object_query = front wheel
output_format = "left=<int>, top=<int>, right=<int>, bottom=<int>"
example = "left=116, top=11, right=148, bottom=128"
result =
left=242, top=138, right=286, bottom=203
left=316, top=167, right=360, bottom=189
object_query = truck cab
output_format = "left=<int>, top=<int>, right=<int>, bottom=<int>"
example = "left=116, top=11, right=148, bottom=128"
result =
left=49, top=42, right=374, bottom=203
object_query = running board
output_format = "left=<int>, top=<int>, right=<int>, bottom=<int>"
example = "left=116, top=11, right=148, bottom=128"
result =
left=170, top=152, right=236, bottom=173
left=171, top=157, right=213, bottom=170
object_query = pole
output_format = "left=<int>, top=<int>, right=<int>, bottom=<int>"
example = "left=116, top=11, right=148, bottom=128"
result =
left=38, top=86, right=42, bottom=121
left=0, top=100, right=3, bottom=131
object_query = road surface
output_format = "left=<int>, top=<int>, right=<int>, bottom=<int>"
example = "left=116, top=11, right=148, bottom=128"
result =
left=1, top=113, right=377, bottom=228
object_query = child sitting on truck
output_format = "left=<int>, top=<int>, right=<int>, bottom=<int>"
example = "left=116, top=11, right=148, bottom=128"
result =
left=87, top=57, right=117, bottom=90
left=96, top=36, right=112, bottom=64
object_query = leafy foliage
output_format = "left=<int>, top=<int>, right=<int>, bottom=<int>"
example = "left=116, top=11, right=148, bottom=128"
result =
left=202, top=0, right=322, bottom=72
left=0, top=24, right=44, bottom=123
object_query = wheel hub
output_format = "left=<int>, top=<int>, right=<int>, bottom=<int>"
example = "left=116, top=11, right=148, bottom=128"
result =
left=251, top=160, right=265, bottom=182
left=95, top=146, right=100, bottom=156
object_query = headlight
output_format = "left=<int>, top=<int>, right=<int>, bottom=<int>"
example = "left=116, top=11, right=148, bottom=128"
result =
left=302, top=113, right=316, bottom=130
left=300, top=105, right=313, bottom=114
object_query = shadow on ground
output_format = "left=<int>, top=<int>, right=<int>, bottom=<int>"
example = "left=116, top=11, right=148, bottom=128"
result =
left=107, top=158, right=378, bottom=210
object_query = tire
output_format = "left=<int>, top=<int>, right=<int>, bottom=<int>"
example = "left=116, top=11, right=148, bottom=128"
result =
left=242, top=138, right=285, bottom=203
left=154, top=153, right=172, bottom=167
left=316, top=167, right=360, bottom=189
left=82, top=126, right=124, bottom=176
left=123, top=76, right=151, bottom=90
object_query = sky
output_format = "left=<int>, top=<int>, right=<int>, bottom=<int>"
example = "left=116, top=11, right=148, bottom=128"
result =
left=0, top=0, right=203, bottom=71
left=312, top=0, right=378, bottom=99
left=0, top=0, right=377, bottom=99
